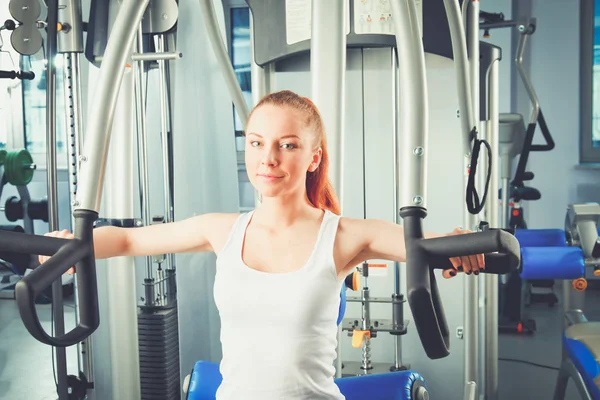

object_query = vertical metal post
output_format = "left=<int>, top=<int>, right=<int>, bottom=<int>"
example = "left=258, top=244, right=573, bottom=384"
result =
left=310, top=0, right=347, bottom=198
left=391, top=49, right=404, bottom=370
left=134, top=26, right=154, bottom=286
left=63, top=51, right=95, bottom=390
left=75, top=0, right=150, bottom=213
left=390, top=0, right=428, bottom=211
left=198, top=0, right=250, bottom=125
left=485, top=57, right=501, bottom=400
left=157, top=34, right=174, bottom=275
left=105, top=66, right=142, bottom=400
left=310, top=0, right=346, bottom=378
left=46, top=0, right=68, bottom=398
left=467, top=2, right=487, bottom=399
left=443, top=0, right=479, bottom=394
left=249, top=11, right=265, bottom=207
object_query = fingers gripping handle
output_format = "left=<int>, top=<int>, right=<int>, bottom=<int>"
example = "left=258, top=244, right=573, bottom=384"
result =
left=424, top=230, right=522, bottom=274
left=0, top=210, right=99, bottom=347
left=401, top=208, right=521, bottom=359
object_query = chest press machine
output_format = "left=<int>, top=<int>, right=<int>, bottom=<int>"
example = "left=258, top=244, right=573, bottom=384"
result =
left=0, top=1, right=523, bottom=400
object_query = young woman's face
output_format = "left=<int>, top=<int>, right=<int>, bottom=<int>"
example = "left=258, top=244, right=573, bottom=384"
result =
left=245, top=105, right=322, bottom=199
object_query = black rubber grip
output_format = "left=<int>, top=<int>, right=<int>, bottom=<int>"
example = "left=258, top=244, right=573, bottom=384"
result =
left=400, top=207, right=521, bottom=360
left=18, top=71, right=35, bottom=80
left=0, top=210, right=99, bottom=347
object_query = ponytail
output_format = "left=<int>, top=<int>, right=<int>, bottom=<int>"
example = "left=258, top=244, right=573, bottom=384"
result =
left=247, top=90, right=341, bottom=215
left=306, top=132, right=341, bottom=215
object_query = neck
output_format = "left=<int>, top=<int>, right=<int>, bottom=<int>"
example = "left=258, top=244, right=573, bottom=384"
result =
left=254, top=192, right=320, bottom=227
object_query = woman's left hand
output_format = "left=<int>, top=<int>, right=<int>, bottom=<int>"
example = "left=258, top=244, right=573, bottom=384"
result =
left=442, top=227, right=485, bottom=279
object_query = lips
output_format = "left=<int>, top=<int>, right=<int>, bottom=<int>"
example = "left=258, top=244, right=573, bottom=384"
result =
left=257, top=173, right=283, bottom=180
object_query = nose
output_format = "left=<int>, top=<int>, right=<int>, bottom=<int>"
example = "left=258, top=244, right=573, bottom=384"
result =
left=260, top=145, right=278, bottom=167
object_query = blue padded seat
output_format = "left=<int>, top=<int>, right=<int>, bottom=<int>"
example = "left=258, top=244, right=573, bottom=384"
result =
left=186, top=360, right=427, bottom=400
left=563, top=322, right=600, bottom=400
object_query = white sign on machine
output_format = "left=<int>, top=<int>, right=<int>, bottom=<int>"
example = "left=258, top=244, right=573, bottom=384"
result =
left=285, top=0, right=423, bottom=45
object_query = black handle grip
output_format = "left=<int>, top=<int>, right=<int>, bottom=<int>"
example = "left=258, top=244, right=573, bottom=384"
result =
left=0, top=210, right=99, bottom=347
left=400, top=208, right=521, bottom=360
left=18, top=71, right=35, bottom=80
left=429, top=253, right=518, bottom=275
left=522, top=172, right=534, bottom=181
left=0, top=70, right=17, bottom=79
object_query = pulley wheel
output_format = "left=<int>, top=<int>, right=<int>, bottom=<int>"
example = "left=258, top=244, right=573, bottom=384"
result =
left=5, top=149, right=34, bottom=186
left=9, top=0, right=41, bottom=23
left=11, top=25, right=43, bottom=56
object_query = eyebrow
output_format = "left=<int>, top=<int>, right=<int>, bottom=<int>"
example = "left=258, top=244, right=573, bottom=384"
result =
left=246, top=132, right=301, bottom=140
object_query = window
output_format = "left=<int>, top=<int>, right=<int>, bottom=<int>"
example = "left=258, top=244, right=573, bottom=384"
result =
left=231, top=7, right=252, bottom=135
left=580, top=0, right=600, bottom=163
left=21, top=55, right=68, bottom=169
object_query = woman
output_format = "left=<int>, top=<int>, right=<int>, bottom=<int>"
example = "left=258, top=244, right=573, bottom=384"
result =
left=43, top=90, right=483, bottom=399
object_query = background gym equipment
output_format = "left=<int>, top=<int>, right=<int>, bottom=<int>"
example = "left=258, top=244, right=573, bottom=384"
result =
left=481, top=9, right=558, bottom=337
left=0, top=148, right=48, bottom=299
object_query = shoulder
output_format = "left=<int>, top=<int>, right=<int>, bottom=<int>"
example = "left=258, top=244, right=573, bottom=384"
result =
left=201, top=212, right=245, bottom=253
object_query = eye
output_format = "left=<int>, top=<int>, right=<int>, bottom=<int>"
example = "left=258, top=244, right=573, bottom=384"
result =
left=281, top=143, right=297, bottom=150
left=249, top=140, right=261, bottom=147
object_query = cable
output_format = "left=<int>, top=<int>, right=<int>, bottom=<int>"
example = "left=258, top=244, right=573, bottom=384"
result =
left=465, top=126, right=492, bottom=214
left=499, top=357, right=560, bottom=371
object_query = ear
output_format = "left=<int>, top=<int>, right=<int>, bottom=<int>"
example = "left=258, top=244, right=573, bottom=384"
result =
left=308, top=147, right=323, bottom=172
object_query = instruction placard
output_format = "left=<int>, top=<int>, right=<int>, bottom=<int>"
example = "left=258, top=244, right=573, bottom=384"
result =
left=285, top=0, right=351, bottom=45
left=353, top=0, right=423, bottom=37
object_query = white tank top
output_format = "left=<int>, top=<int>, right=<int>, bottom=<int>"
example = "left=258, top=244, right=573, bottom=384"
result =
left=213, top=209, right=345, bottom=400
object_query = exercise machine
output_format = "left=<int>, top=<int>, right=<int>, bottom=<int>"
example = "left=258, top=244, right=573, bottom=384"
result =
left=553, top=203, right=600, bottom=400
left=185, top=1, right=519, bottom=399
left=481, top=10, right=557, bottom=337
left=0, top=2, right=522, bottom=400
left=0, top=148, right=49, bottom=299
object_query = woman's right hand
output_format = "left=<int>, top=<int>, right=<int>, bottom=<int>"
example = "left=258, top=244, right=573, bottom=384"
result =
left=39, top=229, right=76, bottom=274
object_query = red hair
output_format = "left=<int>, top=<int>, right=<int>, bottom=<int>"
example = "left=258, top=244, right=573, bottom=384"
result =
left=247, top=90, right=341, bottom=215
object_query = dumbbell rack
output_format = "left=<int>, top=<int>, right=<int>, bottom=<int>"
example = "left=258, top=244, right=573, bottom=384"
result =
left=0, top=149, right=40, bottom=299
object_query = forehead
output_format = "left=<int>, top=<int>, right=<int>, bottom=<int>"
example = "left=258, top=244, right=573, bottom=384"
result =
left=247, top=105, right=309, bottom=138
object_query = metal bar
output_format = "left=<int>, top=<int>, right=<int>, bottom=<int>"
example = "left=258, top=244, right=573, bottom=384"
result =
left=75, top=0, right=150, bottom=213
left=133, top=26, right=153, bottom=281
left=95, top=52, right=182, bottom=62
left=390, top=0, right=428, bottom=210
left=198, top=0, right=249, bottom=126
left=63, top=51, right=94, bottom=390
left=515, top=33, right=539, bottom=124
left=485, top=57, right=501, bottom=400
left=310, top=0, right=347, bottom=197
left=391, top=43, right=404, bottom=371
left=501, top=178, right=509, bottom=228
left=480, top=21, right=519, bottom=30
left=309, top=0, right=347, bottom=378
left=57, top=0, right=84, bottom=53
left=443, top=0, right=477, bottom=156
left=443, top=0, right=480, bottom=392
left=46, top=0, right=68, bottom=398
left=105, top=66, right=141, bottom=400
left=469, top=3, right=487, bottom=398
left=249, top=11, right=264, bottom=207
left=157, top=34, right=174, bottom=274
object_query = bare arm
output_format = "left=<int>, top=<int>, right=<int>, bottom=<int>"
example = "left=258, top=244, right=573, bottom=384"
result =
left=338, top=218, right=480, bottom=277
left=94, top=213, right=234, bottom=259
left=41, top=213, right=236, bottom=264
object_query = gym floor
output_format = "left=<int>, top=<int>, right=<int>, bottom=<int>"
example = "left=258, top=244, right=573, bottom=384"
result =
left=0, top=286, right=595, bottom=400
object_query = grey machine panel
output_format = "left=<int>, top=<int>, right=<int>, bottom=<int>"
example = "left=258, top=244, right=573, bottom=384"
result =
left=246, top=0, right=467, bottom=65
left=480, top=43, right=502, bottom=121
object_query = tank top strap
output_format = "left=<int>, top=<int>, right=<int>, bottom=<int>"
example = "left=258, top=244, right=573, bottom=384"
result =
left=309, top=210, right=341, bottom=274
left=219, top=210, right=254, bottom=257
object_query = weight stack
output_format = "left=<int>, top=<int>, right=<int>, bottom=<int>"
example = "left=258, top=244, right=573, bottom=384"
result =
left=138, top=307, right=180, bottom=400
